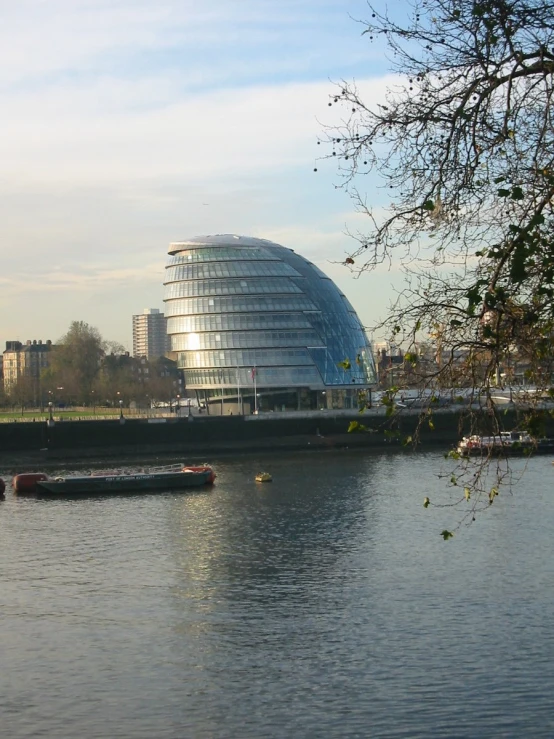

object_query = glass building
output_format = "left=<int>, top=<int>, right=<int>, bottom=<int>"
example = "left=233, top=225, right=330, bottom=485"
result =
left=163, top=235, right=376, bottom=413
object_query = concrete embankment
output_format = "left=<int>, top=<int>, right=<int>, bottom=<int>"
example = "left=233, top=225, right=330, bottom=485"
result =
left=0, top=406, right=535, bottom=469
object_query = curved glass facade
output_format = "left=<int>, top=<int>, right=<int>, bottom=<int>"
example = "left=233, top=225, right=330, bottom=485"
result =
left=163, top=235, right=376, bottom=412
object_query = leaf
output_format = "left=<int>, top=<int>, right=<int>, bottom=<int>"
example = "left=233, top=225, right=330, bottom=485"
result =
left=510, top=246, right=527, bottom=282
left=489, top=487, right=499, bottom=504
left=441, top=530, right=454, bottom=540
left=423, top=497, right=430, bottom=508
left=423, top=199, right=435, bottom=211
left=466, top=282, right=487, bottom=313
left=428, top=419, right=435, bottom=430
left=464, top=487, right=471, bottom=501
left=348, top=420, right=367, bottom=434
left=345, top=257, right=355, bottom=265
left=493, top=176, right=506, bottom=184
left=337, top=358, right=351, bottom=370
left=511, top=186, right=524, bottom=200
left=529, top=213, right=545, bottom=228
left=497, top=188, right=510, bottom=197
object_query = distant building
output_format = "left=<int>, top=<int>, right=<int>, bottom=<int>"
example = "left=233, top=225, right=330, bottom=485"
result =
left=163, top=234, right=376, bottom=413
left=99, top=352, right=183, bottom=406
left=3, top=339, right=53, bottom=394
left=132, top=308, right=170, bottom=360
left=374, top=346, right=406, bottom=389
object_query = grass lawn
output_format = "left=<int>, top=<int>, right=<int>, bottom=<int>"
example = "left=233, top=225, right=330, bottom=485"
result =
left=0, top=409, right=125, bottom=421
left=0, top=408, right=174, bottom=422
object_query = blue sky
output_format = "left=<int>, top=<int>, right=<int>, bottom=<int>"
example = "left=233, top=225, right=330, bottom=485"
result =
left=0, top=0, right=401, bottom=350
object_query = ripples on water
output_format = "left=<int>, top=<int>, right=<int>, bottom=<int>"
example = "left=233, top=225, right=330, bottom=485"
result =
left=1, top=450, right=554, bottom=738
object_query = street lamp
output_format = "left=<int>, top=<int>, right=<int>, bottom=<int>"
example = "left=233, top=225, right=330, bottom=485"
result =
left=48, top=401, right=54, bottom=426
left=119, top=399, right=124, bottom=420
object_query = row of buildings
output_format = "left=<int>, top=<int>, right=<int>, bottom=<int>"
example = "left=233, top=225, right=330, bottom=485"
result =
left=1, top=323, right=176, bottom=402
left=3, top=235, right=383, bottom=412
left=2, top=310, right=172, bottom=395
left=2, top=340, right=54, bottom=393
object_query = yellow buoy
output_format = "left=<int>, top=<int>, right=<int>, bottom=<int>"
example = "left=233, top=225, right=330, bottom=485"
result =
left=255, top=472, right=272, bottom=482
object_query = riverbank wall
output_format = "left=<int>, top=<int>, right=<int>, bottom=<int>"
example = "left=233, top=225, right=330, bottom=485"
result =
left=0, top=405, right=542, bottom=468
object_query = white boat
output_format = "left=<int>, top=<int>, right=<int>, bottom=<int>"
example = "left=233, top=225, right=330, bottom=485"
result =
left=457, top=431, right=554, bottom=456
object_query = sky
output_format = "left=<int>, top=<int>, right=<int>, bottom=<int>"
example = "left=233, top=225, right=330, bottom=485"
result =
left=0, top=0, right=402, bottom=351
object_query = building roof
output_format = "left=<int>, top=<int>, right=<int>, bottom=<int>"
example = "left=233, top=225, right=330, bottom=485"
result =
left=168, top=234, right=293, bottom=255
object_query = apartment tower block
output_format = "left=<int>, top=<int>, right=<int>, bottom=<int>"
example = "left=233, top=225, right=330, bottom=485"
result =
left=132, top=309, right=170, bottom=360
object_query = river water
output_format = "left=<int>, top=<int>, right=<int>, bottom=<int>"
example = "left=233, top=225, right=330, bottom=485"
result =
left=1, top=450, right=554, bottom=738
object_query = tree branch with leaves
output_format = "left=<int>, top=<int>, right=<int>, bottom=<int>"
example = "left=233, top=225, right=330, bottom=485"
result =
left=322, top=0, right=554, bottom=527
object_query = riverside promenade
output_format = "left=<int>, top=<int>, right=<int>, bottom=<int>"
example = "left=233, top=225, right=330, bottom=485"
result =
left=0, top=405, right=535, bottom=469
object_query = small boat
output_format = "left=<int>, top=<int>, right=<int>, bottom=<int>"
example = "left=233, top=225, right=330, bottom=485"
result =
left=255, top=472, right=272, bottom=482
left=457, top=431, right=554, bottom=456
left=12, top=464, right=215, bottom=497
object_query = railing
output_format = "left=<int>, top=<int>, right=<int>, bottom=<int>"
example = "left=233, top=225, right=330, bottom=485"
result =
left=0, top=407, right=189, bottom=423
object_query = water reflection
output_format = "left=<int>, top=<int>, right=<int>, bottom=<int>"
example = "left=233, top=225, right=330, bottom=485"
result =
left=166, top=452, right=377, bottom=604
left=2, top=451, right=554, bottom=738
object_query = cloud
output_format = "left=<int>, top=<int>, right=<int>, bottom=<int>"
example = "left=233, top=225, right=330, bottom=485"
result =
left=0, top=260, right=164, bottom=295
left=0, top=74, right=394, bottom=186
left=0, top=0, right=393, bottom=188
left=0, top=0, right=398, bottom=348
left=0, top=0, right=382, bottom=88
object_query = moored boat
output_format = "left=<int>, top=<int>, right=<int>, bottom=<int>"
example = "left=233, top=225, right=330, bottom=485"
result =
left=457, top=431, right=554, bottom=456
left=12, top=464, right=215, bottom=497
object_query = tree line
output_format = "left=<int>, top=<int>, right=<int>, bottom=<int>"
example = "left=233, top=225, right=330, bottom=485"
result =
left=1, top=321, right=180, bottom=409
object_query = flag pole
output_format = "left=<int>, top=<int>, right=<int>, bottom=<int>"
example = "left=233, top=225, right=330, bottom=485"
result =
left=237, top=362, right=241, bottom=415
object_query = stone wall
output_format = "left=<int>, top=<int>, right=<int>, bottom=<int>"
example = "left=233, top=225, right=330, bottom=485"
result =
left=1, top=407, right=541, bottom=463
